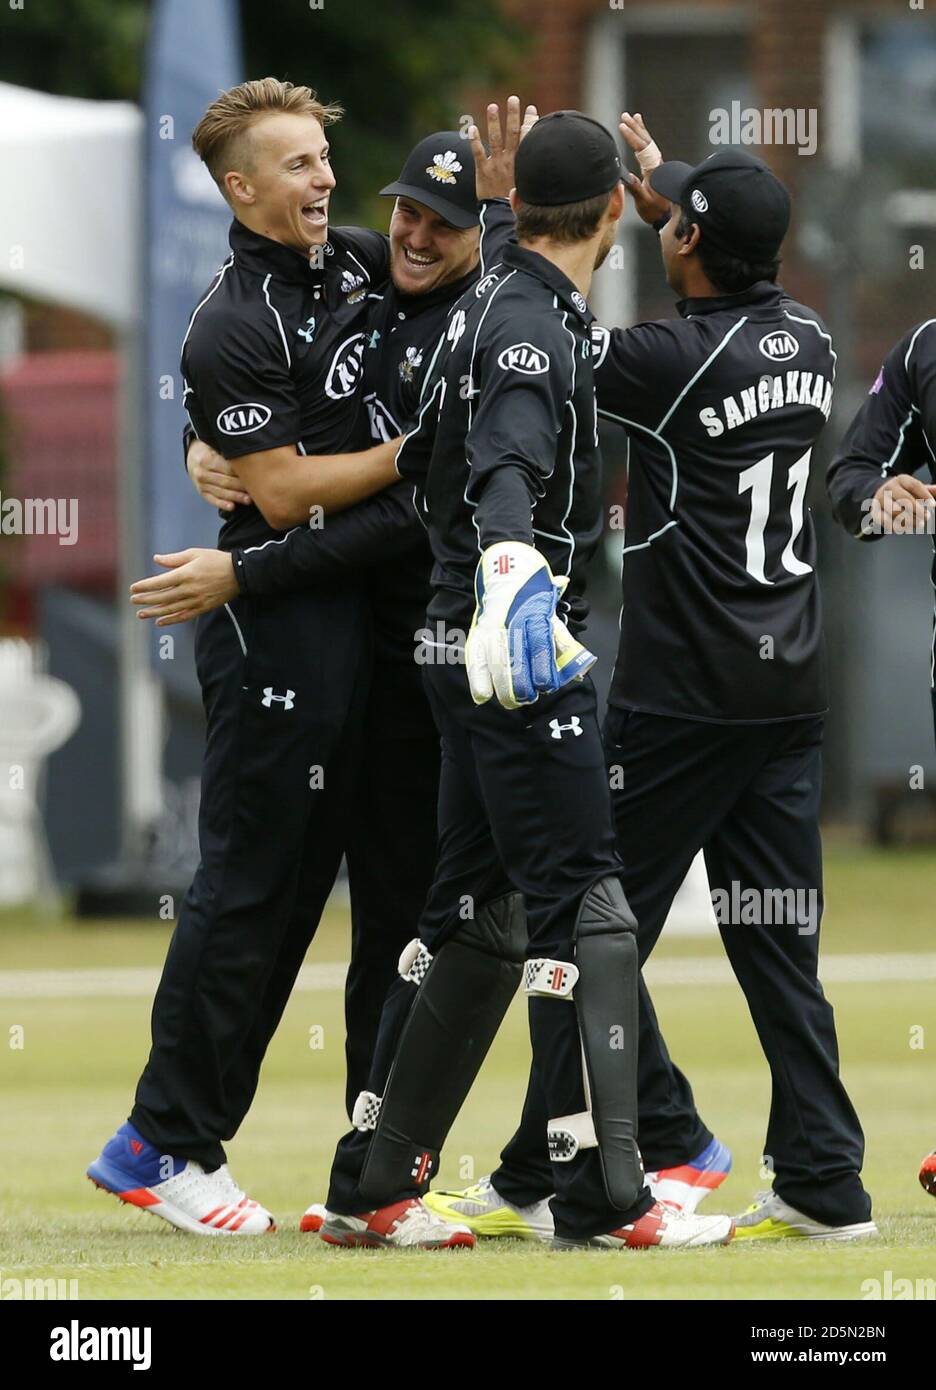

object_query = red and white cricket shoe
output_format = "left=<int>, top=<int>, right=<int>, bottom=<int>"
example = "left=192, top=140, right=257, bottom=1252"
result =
left=300, top=1202, right=326, bottom=1233
left=553, top=1200, right=735, bottom=1250
left=645, top=1136, right=732, bottom=1214
left=87, top=1122, right=275, bottom=1235
left=320, top=1198, right=475, bottom=1249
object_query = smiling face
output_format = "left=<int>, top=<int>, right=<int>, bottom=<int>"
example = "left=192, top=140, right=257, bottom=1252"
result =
left=227, top=111, right=336, bottom=254
left=388, top=197, right=480, bottom=295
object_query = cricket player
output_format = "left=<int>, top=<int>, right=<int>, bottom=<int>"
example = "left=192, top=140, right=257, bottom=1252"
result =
left=179, top=120, right=522, bottom=1141
left=87, top=78, right=427, bottom=1235
left=307, top=111, right=737, bottom=1251
left=111, top=100, right=529, bottom=1235
left=426, top=126, right=876, bottom=1244
left=826, top=320, right=936, bottom=1199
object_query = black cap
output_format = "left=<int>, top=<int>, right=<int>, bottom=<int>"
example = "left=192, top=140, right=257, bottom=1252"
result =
left=515, top=110, right=622, bottom=206
left=380, top=131, right=480, bottom=229
left=650, top=150, right=791, bottom=261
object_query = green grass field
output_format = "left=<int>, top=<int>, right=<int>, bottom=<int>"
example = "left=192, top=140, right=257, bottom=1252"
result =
left=1, top=843, right=935, bottom=1301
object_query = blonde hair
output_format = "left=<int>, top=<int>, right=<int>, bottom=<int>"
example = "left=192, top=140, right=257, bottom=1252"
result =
left=192, top=78, right=343, bottom=200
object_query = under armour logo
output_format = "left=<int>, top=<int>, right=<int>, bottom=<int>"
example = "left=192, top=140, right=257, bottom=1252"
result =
left=262, top=687, right=296, bottom=710
left=549, top=717, right=582, bottom=739
left=297, top=318, right=316, bottom=343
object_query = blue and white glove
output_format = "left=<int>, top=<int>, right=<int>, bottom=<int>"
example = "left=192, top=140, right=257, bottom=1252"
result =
left=466, top=541, right=596, bottom=709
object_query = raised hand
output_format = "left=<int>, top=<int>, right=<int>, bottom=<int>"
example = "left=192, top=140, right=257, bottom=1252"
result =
left=468, top=95, right=538, bottom=202
left=619, top=111, right=662, bottom=175
left=618, top=111, right=671, bottom=227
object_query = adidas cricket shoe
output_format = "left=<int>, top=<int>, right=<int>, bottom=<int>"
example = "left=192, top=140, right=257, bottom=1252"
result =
left=732, top=1189, right=878, bottom=1241
left=300, top=1201, right=327, bottom=1233
left=919, top=1152, right=936, bottom=1197
left=645, top=1136, right=732, bottom=1214
left=87, top=1121, right=275, bottom=1235
left=553, top=1200, right=735, bottom=1250
left=319, top=1198, right=474, bottom=1249
left=423, top=1176, right=554, bottom=1241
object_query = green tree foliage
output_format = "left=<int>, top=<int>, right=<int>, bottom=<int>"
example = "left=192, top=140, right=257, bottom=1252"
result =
left=240, top=0, right=529, bottom=224
left=0, top=0, right=148, bottom=100
left=0, top=0, right=530, bottom=225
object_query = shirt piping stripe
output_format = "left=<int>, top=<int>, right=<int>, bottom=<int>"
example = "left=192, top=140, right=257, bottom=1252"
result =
left=555, top=306, right=578, bottom=574
left=656, top=317, right=748, bottom=433
left=180, top=254, right=235, bottom=356
left=262, top=274, right=292, bottom=368
left=417, top=328, right=448, bottom=406
left=463, top=271, right=520, bottom=558
left=346, top=250, right=371, bottom=284
left=883, top=410, right=915, bottom=472
left=600, top=407, right=680, bottom=518
left=224, top=602, right=247, bottom=656
left=479, top=203, right=495, bottom=278
left=242, top=527, right=302, bottom=555
left=396, top=375, right=445, bottom=475
left=903, top=319, right=936, bottom=373
left=784, top=311, right=838, bottom=381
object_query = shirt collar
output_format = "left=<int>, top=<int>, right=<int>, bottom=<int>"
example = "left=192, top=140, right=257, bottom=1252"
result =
left=676, top=280, right=784, bottom=319
left=229, top=219, right=327, bottom=285
left=501, top=243, right=594, bottom=326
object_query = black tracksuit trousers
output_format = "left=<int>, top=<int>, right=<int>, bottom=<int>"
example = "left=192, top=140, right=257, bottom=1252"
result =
left=491, top=708, right=872, bottom=1228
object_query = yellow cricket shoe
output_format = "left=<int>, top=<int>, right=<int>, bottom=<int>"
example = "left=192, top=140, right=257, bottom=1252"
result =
left=423, top=1176, right=553, bottom=1241
left=733, top=1189, right=878, bottom=1242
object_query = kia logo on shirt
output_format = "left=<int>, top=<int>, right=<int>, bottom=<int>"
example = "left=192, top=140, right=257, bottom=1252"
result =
left=325, top=333, right=366, bottom=400
left=758, top=330, right=799, bottom=363
left=216, top=403, right=273, bottom=435
left=496, top=342, right=550, bottom=374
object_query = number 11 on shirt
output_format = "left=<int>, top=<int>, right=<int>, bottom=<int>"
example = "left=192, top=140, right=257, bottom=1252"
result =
left=738, top=450, right=814, bottom=585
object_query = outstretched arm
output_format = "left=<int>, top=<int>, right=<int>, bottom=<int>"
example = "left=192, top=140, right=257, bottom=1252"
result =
left=130, top=481, right=423, bottom=626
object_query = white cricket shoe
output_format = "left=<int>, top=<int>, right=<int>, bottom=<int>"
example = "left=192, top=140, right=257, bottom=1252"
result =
left=299, top=1201, right=327, bottom=1233
left=553, top=1200, right=735, bottom=1250
left=319, top=1197, right=474, bottom=1249
left=732, top=1189, right=878, bottom=1242
left=423, top=1176, right=554, bottom=1241
left=87, top=1122, right=275, bottom=1235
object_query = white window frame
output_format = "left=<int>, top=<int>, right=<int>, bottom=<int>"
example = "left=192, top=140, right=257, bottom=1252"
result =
left=582, top=4, right=752, bottom=329
left=825, top=11, right=936, bottom=227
